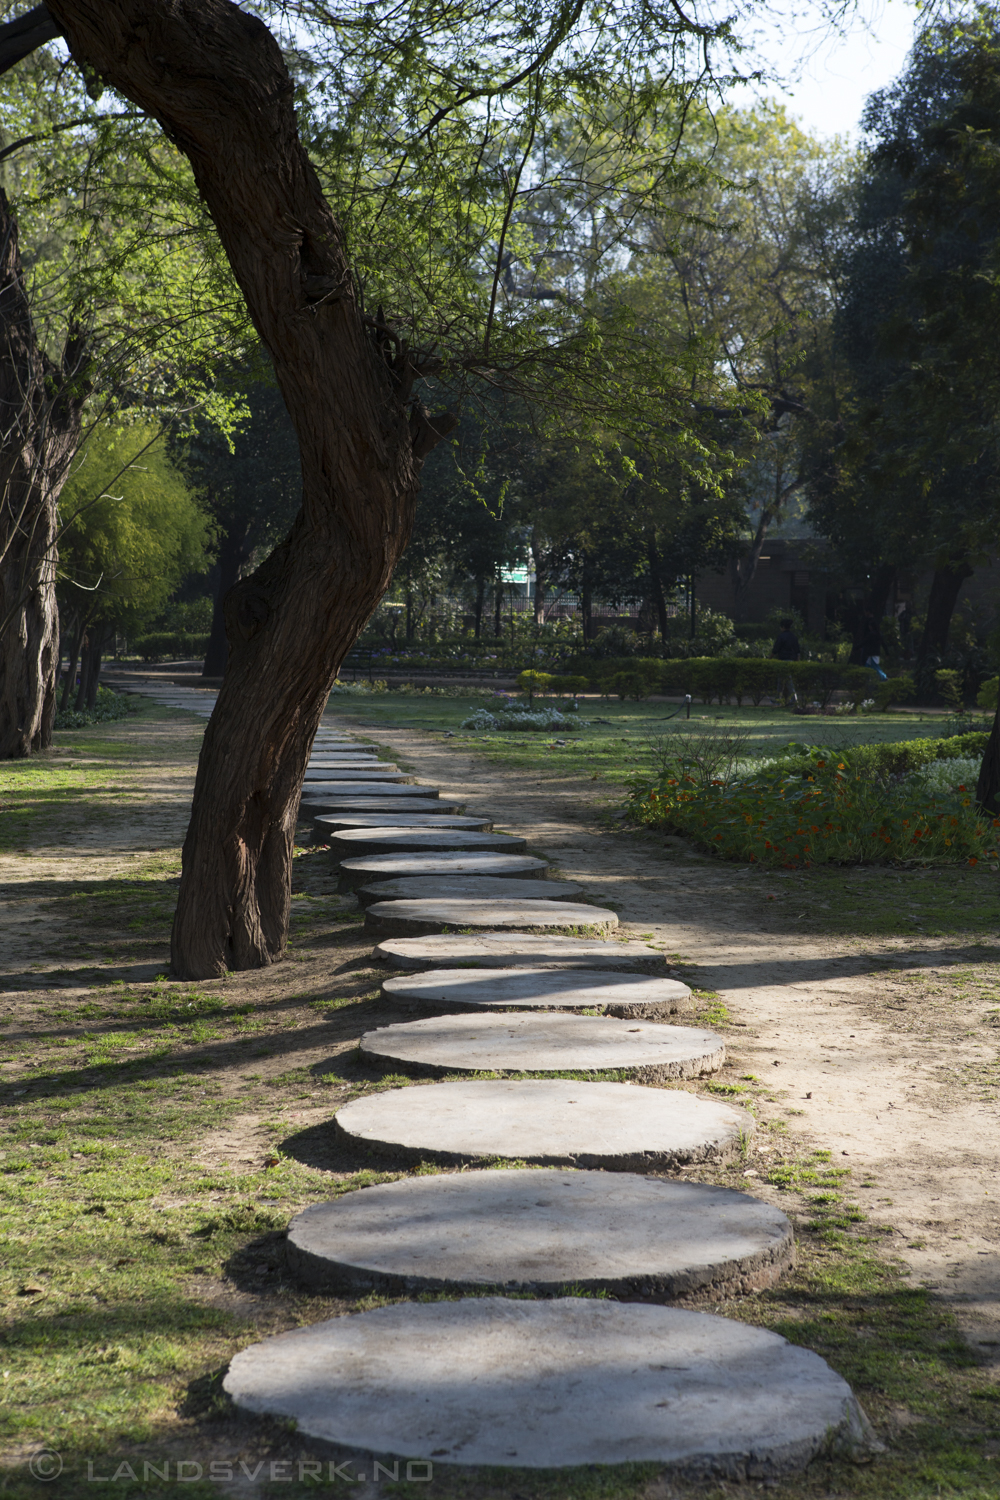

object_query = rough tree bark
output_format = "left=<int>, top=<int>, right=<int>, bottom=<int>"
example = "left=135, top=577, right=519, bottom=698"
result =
left=47, top=0, right=455, bottom=977
left=0, top=189, right=87, bottom=758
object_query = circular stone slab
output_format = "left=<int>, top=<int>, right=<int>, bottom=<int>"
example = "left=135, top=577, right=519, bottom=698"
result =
left=302, top=799, right=461, bottom=819
left=382, top=966, right=689, bottom=1016
left=333, top=1078, right=751, bottom=1169
left=357, top=876, right=583, bottom=909
left=375, top=932, right=662, bottom=969
left=285, top=1171, right=792, bottom=1299
left=359, top=1012, right=722, bottom=1081
left=329, top=828, right=527, bottom=860
left=364, top=897, right=615, bottom=939
left=304, top=766, right=405, bottom=781
left=341, top=853, right=547, bottom=891
left=306, top=782, right=439, bottom=801
left=314, top=813, right=492, bottom=841
left=223, top=1298, right=871, bottom=1475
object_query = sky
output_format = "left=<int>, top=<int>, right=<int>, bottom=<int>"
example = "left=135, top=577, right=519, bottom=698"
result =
left=739, top=0, right=921, bottom=141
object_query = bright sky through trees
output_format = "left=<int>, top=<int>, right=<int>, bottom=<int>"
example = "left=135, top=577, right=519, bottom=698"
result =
left=740, top=0, right=918, bottom=139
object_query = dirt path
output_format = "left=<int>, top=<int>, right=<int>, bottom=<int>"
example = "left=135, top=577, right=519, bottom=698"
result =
left=341, top=714, right=1000, bottom=1367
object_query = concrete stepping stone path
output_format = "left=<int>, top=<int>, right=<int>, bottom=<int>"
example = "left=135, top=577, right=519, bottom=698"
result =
left=328, top=827, right=527, bottom=859
left=374, top=931, right=664, bottom=968
left=382, top=965, right=689, bottom=1016
left=333, top=1078, right=751, bottom=1170
left=356, top=875, right=583, bottom=908
left=359, top=1012, right=724, bottom=1081
left=217, top=715, right=879, bottom=1474
left=340, top=852, right=548, bottom=890
left=363, top=896, right=615, bottom=938
left=284, top=1170, right=793, bottom=1299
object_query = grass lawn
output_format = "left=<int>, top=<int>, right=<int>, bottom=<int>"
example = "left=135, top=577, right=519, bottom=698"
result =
left=1, top=702, right=999, bottom=1497
left=338, top=691, right=975, bottom=782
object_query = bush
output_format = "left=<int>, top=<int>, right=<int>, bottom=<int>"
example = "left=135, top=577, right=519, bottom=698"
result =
left=977, top=676, right=998, bottom=713
left=130, top=631, right=210, bottom=662
left=55, top=686, right=136, bottom=731
left=628, top=747, right=1000, bottom=867
left=935, top=668, right=965, bottom=714
left=872, top=673, right=915, bottom=711
left=460, top=705, right=587, bottom=732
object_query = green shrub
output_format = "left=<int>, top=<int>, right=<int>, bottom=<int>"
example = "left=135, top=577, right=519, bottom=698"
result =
left=935, top=668, right=965, bottom=713
left=977, top=676, right=998, bottom=713
left=131, top=631, right=210, bottom=661
left=872, top=673, right=915, bottom=711
left=551, top=674, right=589, bottom=695
left=628, top=750, right=1000, bottom=867
left=517, top=669, right=555, bottom=693
left=55, top=686, right=136, bottom=731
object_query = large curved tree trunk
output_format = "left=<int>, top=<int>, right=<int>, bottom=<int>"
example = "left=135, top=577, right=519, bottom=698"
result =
left=0, top=189, right=85, bottom=758
left=48, top=0, right=454, bottom=977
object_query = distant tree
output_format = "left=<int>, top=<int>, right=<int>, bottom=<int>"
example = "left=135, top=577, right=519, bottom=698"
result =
left=57, top=419, right=210, bottom=704
left=823, top=12, right=1000, bottom=672
left=172, top=371, right=301, bottom=676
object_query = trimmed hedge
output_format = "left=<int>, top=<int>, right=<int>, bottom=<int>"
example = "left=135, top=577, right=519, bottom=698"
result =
left=131, top=632, right=211, bottom=661
left=555, top=656, right=878, bottom=706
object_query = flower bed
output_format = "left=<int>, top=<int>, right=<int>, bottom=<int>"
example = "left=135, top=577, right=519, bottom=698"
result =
left=628, top=744, right=999, bottom=867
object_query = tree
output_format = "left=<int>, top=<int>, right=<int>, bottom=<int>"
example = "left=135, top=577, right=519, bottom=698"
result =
left=0, top=28, right=252, bottom=756
left=57, top=419, right=209, bottom=705
left=820, top=13, right=1000, bottom=674
left=0, top=187, right=86, bottom=757
left=5, top=0, right=757, bottom=976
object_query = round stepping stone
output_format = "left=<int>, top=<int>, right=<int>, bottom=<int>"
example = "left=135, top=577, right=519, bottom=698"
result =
left=304, top=766, right=405, bottom=781
left=329, top=828, right=526, bottom=861
left=308, top=756, right=379, bottom=766
left=285, top=1170, right=793, bottom=1298
left=333, top=1078, right=751, bottom=1169
left=302, top=800, right=465, bottom=824
left=340, top=852, right=547, bottom=891
left=382, top=966, right=689, bottom=1018
left=360, top=1012, right=722, bottom=1080
left=375, top=932, right=662, bottom=969
left=364, top=897, right=615, bottom=938
left=306, top=777, right=413, bottom=793
left=314, top=813, right=492, bottom=842
left=224, top=1299, right=872, bottom=1474
left=306, top=781, right=439, bottom=800
left=357, top=876, right=583, bottom=909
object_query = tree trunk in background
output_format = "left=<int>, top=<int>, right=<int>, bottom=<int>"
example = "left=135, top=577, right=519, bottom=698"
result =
left=646, top=534, right=669, bottom=641
left=919, top=561, right=973, bottom=660
left=849, top=563, right=896, bottom=664
left=73, top=626, right=90, bottom=709
left=203, top=525, right=251, bottom=677
left=49, top=0, right=455, bottom=977
left=581, top=574, right=593, bottom=641
left=473, top=578, right=485, bottom=638
left=0, top=189, right=86, bottom=757
left=493, top=582, right=504, bottom=637
left=59, top=611, right=84, bottom=711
